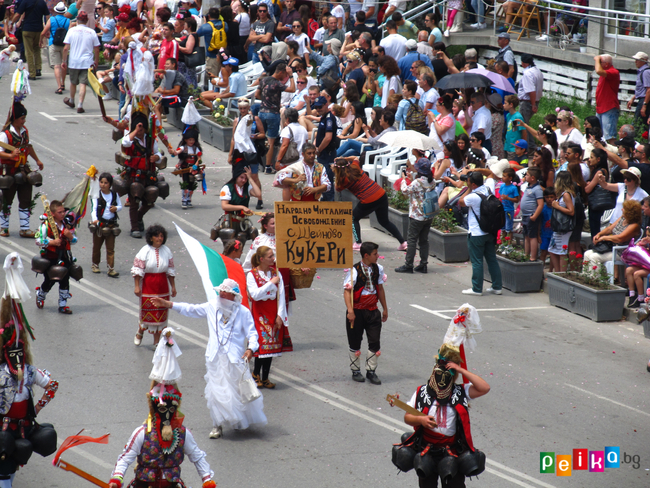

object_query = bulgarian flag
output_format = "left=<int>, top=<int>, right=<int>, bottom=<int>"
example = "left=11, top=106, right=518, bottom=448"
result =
left=174, top=224, right=249, bottom=308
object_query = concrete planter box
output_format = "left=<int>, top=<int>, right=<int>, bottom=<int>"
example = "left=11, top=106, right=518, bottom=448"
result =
left=198, top=116, right=232, bottom=152
left=547, top=272, right=626, bottom=322
left=429, top=227, right=469, bottom=263
left=484, top=255, right=544, bottom=293
left=369, top=206, right=409, bottom=241
left=643, top=319, right=650, bottom=339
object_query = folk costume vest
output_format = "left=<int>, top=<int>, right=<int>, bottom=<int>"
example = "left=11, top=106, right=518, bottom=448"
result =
left=135, top=421, right=186, bottom=483
left=291, top=163, right=324, bottom=202
left=353, top=262, right=379, bottom=310
left=414, top=383, right=475, bottom=453
left=0, top=365, right=37, bottom=417
left=96, top=191, right=118, bottom=225
left=226, top=182, right=250, bottom=210
left=2, top=128, right=29, bottom=175
left=124, top=136, right=151, bottom=172
left=39, top=220, right=70, bottom=259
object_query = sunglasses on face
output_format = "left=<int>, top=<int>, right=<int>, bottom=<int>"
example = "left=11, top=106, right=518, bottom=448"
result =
left=470, top=138, right=477, bottom=142
left=297, top=81, right=306, bottom=85
left=258, top=9, right=267, bottom=13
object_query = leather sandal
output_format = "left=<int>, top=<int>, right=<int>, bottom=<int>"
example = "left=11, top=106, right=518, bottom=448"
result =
left=0, top=229, right=9, bottom=237
left=19, top=229, right=35, bottom=238
left=55, top=86, right=64, bottom=94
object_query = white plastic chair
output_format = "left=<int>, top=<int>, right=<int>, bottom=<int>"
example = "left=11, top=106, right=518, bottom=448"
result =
left=385, top=159, right=409, bottom=187
left=362, top=146, right=393, bottom=182
left=605, top=245, right=628, bottom=284
left=364, top=107, right=373, bottom=122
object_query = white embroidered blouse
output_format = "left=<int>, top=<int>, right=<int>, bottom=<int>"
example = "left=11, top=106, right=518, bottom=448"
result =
left=131, top=245, right=176, bottom=277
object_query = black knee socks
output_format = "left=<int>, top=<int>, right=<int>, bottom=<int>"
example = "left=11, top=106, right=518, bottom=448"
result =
left=253, top=357, right=273, bottom=380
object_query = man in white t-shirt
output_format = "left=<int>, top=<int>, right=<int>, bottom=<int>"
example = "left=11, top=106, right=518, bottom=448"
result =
left=331, top=3, right=345, bottom=29
left=467, top=93, right=493, bottom=153
left=379, top=20, right=406, bottom=60
left=361, top=0, right=377, bottom=22
left=418, top=73, right=438, bottom=111
left=459, top=172, right=502, bottom=295
left=61, top=11, right=100, bottom=113
left=384, top=0, right=407, bottom=18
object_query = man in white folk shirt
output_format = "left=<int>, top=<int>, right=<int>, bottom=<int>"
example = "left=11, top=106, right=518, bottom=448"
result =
left=152, top=278, right=267, bottom=440
left=278, top=143, right=330, bottom=201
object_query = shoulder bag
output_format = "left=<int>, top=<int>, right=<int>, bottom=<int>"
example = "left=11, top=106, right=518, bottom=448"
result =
left=588, top=185, right=617, bottom=213
left=280, top=126, right=300, bottom=166
left=551, top=192, right=576, bottom=233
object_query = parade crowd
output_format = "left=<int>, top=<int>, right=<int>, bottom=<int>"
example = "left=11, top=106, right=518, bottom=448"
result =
left=1, top=0, right=650, bottom=486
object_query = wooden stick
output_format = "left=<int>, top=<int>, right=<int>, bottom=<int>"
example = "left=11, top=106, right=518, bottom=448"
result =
left=57, top=459, right=109, bottom=488
left=386, top=394, right=427, bottom=417
left=97, top=95, right=107, bottom=118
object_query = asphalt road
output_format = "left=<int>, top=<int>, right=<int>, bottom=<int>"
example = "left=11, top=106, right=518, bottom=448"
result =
left=1, top=65, right=648, bottom=488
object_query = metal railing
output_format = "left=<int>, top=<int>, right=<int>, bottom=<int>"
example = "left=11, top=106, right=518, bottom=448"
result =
left=489, top=0, right=650, bottom=56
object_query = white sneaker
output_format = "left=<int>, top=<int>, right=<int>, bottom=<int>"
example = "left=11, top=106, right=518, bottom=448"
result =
left=462, top=288, right=483, bottom=296
left=486, top=287, right=502, bottom=295
left=535, top=34, right=548, bottom=41
left=444, top=29, right=450, bottom=37
left=450, top=25, right=462, bottom=33
left=476, top=22, right=487, bottom=30
left=209, top=426, right=222, bottom=439
left=103, top=92, right=114, bottom=101
left=470, top=22, right=480, bottom=28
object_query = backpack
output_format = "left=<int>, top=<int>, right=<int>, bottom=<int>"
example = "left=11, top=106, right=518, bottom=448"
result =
left=207, top=19, right=227, bottom=52
left=52, top=16, right=69, bottom=47
left=422, top=188, right=440, bottom=219
left=471, top=189, right=506, bottom=236
left=404, top=100, right=429, bottom=135
left=307, top=19, right=319, bottom=42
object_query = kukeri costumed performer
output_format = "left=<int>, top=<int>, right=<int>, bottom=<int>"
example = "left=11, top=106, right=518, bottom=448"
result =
left=151, top=278, right=267, bottom=440
left=390, top=304, right=488, bottom=488
left=0, top=63, right=45, bottom=238
left=0, top=253, right=58, bottom=488
left=172, top=101, right=205, bottom=209
left=109, top=327, right=216, bottom=488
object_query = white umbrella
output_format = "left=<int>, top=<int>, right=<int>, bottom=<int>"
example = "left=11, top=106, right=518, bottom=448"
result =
left=378, top=130, right=441, bottom=153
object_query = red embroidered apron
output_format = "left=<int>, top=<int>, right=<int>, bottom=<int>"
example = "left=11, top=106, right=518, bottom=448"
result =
left=251, top=268, right=292, bottom=356
left=140, top=272, right=170, bottom=330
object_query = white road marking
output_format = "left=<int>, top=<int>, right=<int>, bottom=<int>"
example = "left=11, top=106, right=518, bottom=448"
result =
left=38, top=112, right=58, bottom=121
left=0, top=243, right=554, bottom=487
left=564, top=383, right=650, bottom=418
left=410, top=304, right=453, bottom=320
left=434, top=307, right=552, bottom=313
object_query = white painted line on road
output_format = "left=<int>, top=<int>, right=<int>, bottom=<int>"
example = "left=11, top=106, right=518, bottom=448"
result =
left=433, top=307, right=552, bottom=313
left=163, top=210, right=212, bottom=237
left=0, top=244, right=553, bottom=487
left=56, top=438, right=114, bottom=470
left=410, top=304, right=453, bottom=320
left=564, top=383, right=650, bottom=418
left=39, top=112, right=58, bottom=121
left=269, top=373, right=403, bottom=434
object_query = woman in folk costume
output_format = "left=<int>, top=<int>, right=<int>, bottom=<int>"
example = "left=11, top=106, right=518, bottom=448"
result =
left=109, top=330, right=217, bottom=488
left=246, top=246, right=290, bottom=389
left=131, top=224, right=177, bottom=347
left=242, top=213, right=296, bottom=306
left=0, top=253, right=58, bottom=488
left=151, top=278, right=267, bottom=440
left=219, top=165, right=261, bottom=235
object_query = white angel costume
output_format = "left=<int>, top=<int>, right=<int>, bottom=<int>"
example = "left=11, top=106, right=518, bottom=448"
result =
left=132, top=50, right=155, bottom=96
left=150, top=327, right=182, bottom=384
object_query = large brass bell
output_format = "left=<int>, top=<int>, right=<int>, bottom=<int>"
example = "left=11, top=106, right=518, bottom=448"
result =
left=0, top=175, right=13, bottom=189
left=130, top=182, right=145, bottom=198
left=144, top=185, right=159, bottom=204
left=112, top=176, right=129, bottom=197
left=47, top=265, right=68, bottom=281
left=68, top=263, right=83, bottom=282
left=26, top=172, right=42, bottom=187
left=157, top=181, right=170, bottom=199
left=31, top=256, right=50, bottom=274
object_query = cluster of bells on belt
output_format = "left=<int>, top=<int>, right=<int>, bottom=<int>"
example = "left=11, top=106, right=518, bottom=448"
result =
left=30, top=256, right=83, bottom=282
left=209, top=217, right=258, bottom=246
left=88, top=221, right=121, bottom=237
left=0, top=423, right=57, bottom=464
left=0, top=171, right=42, bottom=190
left=112, top=173, right=169, bottom=203
left=391, top=432, right=486, bottom=481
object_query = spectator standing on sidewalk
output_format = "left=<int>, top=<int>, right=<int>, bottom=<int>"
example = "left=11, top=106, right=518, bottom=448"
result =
left=459, top=172, right=503, bottom=296
left=594, top=54, right=620, bottom=143
left=518, top=54, right=543, bottom=124
left=61, top=11, right=99, bottom=113
left=14, top=0, right=50, bottom=80
left=628, top=52, right=650, bottom=130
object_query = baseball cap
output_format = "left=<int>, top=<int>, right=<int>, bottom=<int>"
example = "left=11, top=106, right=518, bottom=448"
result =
left=405, top=39, right=417, bottom=50
left=414, top=158, right=432, bottom=176
left=312, top=96, right=328, bottom=108
left=497, top=32, right=510, bottom=39
left=633, top=52, right=649, bottom=62
left=622, top=167, right=642, bottom=181
left=77, top=11, right=89, bottom=22
left=223, top=57, right=239, bottom=67
left=514, top=139, right=528, bottom=149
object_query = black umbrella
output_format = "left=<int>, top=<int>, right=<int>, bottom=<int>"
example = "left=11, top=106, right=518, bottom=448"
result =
left=435, top=73, right=494, bottom=91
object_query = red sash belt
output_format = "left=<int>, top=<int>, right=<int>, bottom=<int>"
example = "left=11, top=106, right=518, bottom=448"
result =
left=422, top=430, right=457, bottom=446
left=354, top=293, right=378, bottom=310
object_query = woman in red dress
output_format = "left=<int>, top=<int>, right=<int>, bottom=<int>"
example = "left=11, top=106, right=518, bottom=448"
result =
left=246, top=246, right=291, bottom=389
left=131, top=225, right=177, bottom=347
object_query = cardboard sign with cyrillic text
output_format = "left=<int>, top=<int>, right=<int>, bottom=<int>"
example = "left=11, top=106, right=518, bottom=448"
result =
left=274, top=201, right=353, bottom=268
